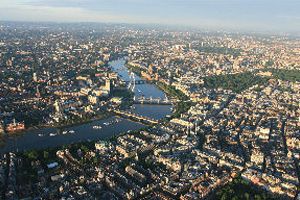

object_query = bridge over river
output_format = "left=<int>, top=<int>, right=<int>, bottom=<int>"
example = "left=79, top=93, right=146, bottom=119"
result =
left=124, top=79, right=153, bottom=85
left=133, top=96, right=173, bottom=105
left=108, top=109, right=159, bottom=125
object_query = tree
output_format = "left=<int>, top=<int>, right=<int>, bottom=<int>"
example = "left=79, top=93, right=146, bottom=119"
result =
left=43, top=151, right=49, bottom=159
left=245, top=192, right=250, bottom=200
left=220, top=193, right=227, bottom=200
left=25, top=150, right=38, bottom=160
left=81, top=144, right=89, bottom=153
left=254, top=194, right=262, bottom=200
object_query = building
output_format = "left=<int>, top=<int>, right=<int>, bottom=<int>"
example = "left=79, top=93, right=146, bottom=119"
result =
left=5, top=119, right=25, bottom=132
left=88, top=95, right=98, bottom=105
left=0, top=121, right=5, bottom=135
left=33, top=72, right=38, bottom=82
left=250, top=150, right=264, bottom=166
left=102, top=79, right=111, bottom=94
left=53, top=100, right=64, bottom=122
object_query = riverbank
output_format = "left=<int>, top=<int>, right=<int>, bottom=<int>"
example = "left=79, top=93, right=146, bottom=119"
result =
left=0, top=58, right=171, bottom=153
left=156, top=82, right=193, bottom=119
left=1, top=111, right=112, bottom=138
left=126, top=62, right=143, bottom=76
left=0, top=86, right=134, bottom=142
left=124, top=60, right=192, bottom=119
left=51, top=112, right=112, bottom=130
left=16, top=124, right=151, bottom=173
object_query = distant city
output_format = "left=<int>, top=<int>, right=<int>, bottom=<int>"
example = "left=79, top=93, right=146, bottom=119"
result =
left=0, top=21, right=299, bottom=200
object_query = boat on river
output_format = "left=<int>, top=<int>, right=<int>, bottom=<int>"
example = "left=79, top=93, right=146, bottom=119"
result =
left=49, top=133, right=57, bottom=137
left=93, top=125, right=102, bottom=130
left=103, top=122, right=110, bottom=126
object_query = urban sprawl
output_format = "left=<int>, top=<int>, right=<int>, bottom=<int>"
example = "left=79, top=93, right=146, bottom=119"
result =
left=0, top=22, right=300, bottom=200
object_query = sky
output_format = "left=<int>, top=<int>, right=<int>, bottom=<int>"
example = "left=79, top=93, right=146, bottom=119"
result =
left=0, top=0, right=299, bottom=33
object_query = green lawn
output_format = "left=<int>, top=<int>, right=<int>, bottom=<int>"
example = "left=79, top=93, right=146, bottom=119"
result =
left=214, top=176, right=277, bottom=200
left=203, top=72, right=269, bottom=93
left=269, top=69, right=300, bottom=82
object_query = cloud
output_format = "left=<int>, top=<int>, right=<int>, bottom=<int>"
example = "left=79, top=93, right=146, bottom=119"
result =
left=0, top=0, right=134, bottom=23
left=0, top=0, right=299, bottom=33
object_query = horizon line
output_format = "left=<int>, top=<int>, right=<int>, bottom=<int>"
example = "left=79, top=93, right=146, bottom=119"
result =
left=1, top=20, right=299, bottom=37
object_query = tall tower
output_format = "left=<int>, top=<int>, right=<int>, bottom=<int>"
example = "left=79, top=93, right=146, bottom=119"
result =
left=54, top=100, right=62, bottom=114
left=36, top=85, right=41, bottom=98
left=33, top=72, right=38, bottom=82
left=104, top=79, right=111, bottom=93
left=0, top=120, right=4, bottom=135
left=53, top=100, right=63, bottom=122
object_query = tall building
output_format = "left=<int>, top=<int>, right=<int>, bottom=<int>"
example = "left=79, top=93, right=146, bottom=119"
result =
left=0, top=121, right=5, bottom=135
left=33, top=72, right=38, bottom=82
left=36, top=85, right=41, bottom=98
left=53, top=100, right=64, bottom=122
left=103, top=79, right=111, bottom=93
left=54, top=100, right=62, bottom=114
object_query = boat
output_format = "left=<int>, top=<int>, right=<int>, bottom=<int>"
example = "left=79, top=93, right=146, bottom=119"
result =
left=130, top=105, right=136, bottom=110
left=49, top=133, right=57, bottom=137
left=62, top=131, right=68, bottom=135
left=38, top=133, right=44, bottom=137
left=92, top=125, right=102, bottom=130
left=111, top=119, right=117, bottom=124
left=103, top=122, right=110, bottom=126
left=115, top=118, right=122, bottom=123
left=69, top=130, right=75, bottom=134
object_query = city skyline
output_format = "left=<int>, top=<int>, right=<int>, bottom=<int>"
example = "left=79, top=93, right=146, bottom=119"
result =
left=0, top=1, right=300, bottom=199
left=1, top=0, right=300, bottom=34
left=0, top=17, right=299, bottom=200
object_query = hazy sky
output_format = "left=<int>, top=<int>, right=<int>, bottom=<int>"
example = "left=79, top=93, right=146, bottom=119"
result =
left=0, top=0, right=299, bottom=33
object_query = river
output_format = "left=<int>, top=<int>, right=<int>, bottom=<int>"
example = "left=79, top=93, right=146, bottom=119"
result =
left=0, top=58, right=172, bottom=153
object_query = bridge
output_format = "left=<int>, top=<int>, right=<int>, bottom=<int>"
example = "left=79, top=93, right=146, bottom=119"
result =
left=125, top=79, right=151, bottom=85
left=109, top=109, right=159, bottom=125
left=133, top=96, right=173, bottom=105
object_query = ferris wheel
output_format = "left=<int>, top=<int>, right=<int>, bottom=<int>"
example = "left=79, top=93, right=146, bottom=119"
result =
left=127, top=72, right=136, bottom=92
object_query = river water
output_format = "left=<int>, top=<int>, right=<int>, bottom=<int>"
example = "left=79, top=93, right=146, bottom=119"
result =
left=0, top=59, right=172, bottom=153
